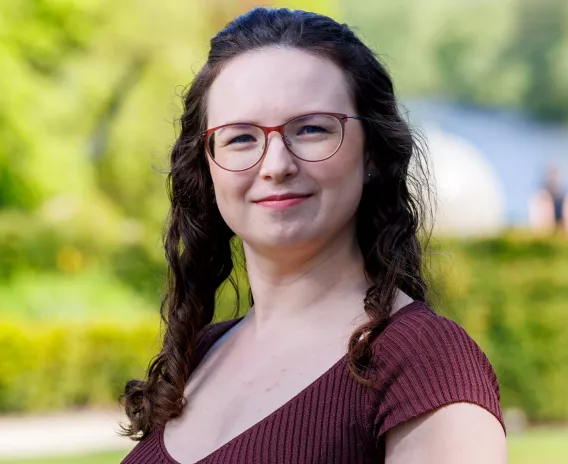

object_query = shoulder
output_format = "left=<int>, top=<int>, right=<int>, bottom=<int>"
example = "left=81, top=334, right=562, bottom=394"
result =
left=375, top=301, right=495, bottom=375
left=193, top=316, right=244, bottom=362
left=368, top=301, right=505, bottom=439
left=381, top=301, right=486, bottom=350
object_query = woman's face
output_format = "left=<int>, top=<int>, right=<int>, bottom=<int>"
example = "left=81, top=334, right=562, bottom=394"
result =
left=205, top=47, right=366, bottom=254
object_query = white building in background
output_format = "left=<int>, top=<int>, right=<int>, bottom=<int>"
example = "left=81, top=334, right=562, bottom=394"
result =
left=420, top=127, right=506, bottom=237
left=404, top=99, right=568, bottom=226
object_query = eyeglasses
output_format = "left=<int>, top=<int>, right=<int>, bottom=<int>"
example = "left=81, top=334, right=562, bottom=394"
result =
left=200, top=112, right=362, bottom=172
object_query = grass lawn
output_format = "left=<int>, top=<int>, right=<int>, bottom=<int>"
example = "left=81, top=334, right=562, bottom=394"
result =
left=508, top=427, right=568, bottom=464
left=0, top=450, right=129, bottom=464
left=0, top=427, right=566, bottom=464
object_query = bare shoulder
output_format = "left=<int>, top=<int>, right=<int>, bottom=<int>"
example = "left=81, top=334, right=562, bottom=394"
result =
left=385, top=402, right=508, bottom=464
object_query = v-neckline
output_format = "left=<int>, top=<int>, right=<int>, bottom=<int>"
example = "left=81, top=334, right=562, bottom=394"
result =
left=159, top=300, right=426, bottom=464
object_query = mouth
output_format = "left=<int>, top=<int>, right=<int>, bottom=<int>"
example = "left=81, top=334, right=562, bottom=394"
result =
left=254, top=194, right=312, bottom=210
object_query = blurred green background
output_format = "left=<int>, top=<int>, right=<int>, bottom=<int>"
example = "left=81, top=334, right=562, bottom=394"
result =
left=1, top=0, right=567, bottom=463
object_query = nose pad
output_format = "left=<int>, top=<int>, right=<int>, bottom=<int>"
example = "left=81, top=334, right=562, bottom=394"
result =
left=282, top=134, right=292, bottom=148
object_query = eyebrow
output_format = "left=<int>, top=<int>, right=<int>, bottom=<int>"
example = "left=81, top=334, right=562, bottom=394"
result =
left=215, top=110, right=334, bottom=127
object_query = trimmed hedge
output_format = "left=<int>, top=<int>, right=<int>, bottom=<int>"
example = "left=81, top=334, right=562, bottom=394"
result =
left=431, top=233, right=568, bottom=422
left=0, top=321, right=159, bottom=412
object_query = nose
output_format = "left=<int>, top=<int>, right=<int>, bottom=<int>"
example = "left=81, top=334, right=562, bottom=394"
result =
left=258, top=130, right=299, bottom=182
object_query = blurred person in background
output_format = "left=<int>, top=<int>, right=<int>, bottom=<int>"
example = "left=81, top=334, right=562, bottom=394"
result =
left=119, top=7, right=507, bottom=464
left=529, top=165, right=568, bottom=235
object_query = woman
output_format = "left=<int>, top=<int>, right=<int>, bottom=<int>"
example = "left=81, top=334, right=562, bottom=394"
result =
left=529, top=166, right=568, bottom=235
left=120, top=7, right=507, bottom=464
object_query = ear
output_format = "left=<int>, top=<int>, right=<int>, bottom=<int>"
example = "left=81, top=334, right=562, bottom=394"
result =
left=364, top=152, right=378, bottom=181
left=364, top=151, right=375, bottom=168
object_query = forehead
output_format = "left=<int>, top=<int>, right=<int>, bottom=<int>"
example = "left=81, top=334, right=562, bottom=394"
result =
left=206, top=47, right=354, bottom=128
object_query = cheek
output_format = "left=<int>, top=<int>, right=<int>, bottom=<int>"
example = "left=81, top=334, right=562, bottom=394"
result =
left=319, top=142, right=365, bottom=190
left=315, top=145, right=366, bottom=212
left=209, top=168, right=251, bottom=225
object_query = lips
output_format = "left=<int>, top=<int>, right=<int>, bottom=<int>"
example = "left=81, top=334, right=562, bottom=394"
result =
left=254, top=193, right=312, bottom=202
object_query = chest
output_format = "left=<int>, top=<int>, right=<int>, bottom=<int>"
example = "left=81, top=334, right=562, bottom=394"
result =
left=163, top=344, right=357, bottom=463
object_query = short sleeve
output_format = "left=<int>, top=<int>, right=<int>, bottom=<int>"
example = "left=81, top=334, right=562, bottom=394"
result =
left=370, top=306, right=506, bottom=442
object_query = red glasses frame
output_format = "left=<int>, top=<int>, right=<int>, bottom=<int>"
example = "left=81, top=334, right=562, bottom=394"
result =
left=199, top=112, right=362, bottom=172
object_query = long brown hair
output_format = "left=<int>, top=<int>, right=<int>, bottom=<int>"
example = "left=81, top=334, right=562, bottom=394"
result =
left=119, top=6, right=433, bottom=440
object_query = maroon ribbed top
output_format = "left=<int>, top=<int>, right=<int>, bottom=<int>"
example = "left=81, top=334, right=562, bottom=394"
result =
left=122, top=301, right=505, bottom=464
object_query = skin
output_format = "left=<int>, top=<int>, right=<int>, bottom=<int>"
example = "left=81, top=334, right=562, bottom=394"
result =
left=206, top=46, right=373, bottom=335
left=385, top=403, right=508, bottom=464
left=202, top=46, right=507, bottom=463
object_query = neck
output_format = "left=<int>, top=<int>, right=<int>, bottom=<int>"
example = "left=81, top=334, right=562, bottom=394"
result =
left=241, top=224, right=372, bottom=338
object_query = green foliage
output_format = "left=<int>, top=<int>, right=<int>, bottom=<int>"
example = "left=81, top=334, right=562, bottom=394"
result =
left=0, top=450, right=130, bottom=464
left=0, top=207, right=165, bottom=311
left=0, top=0, right=100, bottom=209
left=0, top=320, right=158, bottom=412
left=0, top=209, right=250, bottom=323
left=431, top=233, right=568, bottom=422
left=345, top=0, right=568, bottom=122
left=0, top=271, right=157, bottom=324
left=0, top=0, right=205, bottom=217
left=507, top=427, right=568, bottom=464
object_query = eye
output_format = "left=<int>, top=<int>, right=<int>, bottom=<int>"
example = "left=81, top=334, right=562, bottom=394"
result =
left=228, top=134, right=256, bottom=144
left=298, top=125, right=327, bottom=135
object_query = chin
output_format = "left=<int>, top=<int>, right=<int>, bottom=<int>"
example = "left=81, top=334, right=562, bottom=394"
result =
left=244, top=228, right=317, bottom=252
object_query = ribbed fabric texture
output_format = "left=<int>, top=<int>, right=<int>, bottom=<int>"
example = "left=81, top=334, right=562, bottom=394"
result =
left=122, top=301, right=505, bottom=464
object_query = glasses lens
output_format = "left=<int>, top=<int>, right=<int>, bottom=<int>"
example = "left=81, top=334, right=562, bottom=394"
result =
left=283, top=114, right=342, bottom=161
left=208, top=124, right=265, bottom=170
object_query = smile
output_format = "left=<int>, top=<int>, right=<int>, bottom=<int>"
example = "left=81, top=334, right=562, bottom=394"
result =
left=255, top=195, right=312, bottom=210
